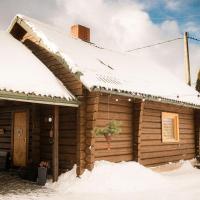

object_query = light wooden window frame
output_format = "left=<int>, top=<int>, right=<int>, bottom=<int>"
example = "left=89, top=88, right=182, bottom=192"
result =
left=162, top=112, right=179, bottom=143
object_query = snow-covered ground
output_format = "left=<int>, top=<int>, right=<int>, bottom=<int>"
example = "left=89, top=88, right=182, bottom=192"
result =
left=1, top=160, right=200, bottom=200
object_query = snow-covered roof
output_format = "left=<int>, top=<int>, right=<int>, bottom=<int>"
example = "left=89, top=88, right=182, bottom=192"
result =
left=9, top=15, right=200, bottom=108
left=0, top=31, right=77, bottom=106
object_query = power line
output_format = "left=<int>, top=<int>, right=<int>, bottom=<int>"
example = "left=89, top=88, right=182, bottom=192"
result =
left=126, top=37, right=183, bottom=52
left=188, top=36, right=200, bottom=42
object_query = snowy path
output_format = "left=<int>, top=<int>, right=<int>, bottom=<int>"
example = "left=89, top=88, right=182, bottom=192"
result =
left=1, top=161, right=200, bottom=200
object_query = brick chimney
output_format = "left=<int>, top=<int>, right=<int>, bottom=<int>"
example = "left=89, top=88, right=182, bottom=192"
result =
left=71, top=24, right=90, bottom=42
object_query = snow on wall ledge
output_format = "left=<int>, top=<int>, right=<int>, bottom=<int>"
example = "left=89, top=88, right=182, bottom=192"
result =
left=0, top=31, right=75, bottom=101
left=9, top=14, right=200, bottom=107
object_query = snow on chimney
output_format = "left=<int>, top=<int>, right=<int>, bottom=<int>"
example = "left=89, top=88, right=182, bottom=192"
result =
left=71, top=24, right=90, bottom=42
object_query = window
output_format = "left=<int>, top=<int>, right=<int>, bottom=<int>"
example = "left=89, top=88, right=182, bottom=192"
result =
left=162, top=112, right=179, bottom=143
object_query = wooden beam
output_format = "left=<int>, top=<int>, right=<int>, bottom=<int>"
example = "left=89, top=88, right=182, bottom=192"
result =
left=184, top=32, right=191, bottom=86
left=133, top=101, right=144, bottom=162
left=52, top=105, right=59, bottom=182
left=31, top=104, right=40, bottom=164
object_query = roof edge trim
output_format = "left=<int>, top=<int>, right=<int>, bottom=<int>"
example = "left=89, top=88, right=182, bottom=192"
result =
left=93, top=87, right=200, bottom=109
left=0, top=90, right=79, bottom=107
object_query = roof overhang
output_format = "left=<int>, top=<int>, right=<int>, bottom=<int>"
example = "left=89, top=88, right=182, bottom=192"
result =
left=93, top=87, right=200, bottom=109
left=8, top=15, right=73, bottom=74
left=0, top=90, right=79, bottom=107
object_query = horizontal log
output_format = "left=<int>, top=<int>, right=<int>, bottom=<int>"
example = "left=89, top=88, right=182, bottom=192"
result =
left=140, top=153, right=194, bottom=166
left=144, top=101, right=193, bottom=115
left=141, top=138, right=194, bottom=146
left=141, top=133, right=194, bottom=141
left=97, top=112, right=133, bottom=121
left=96, top=148, right=133, bottom=157
left=140, top=148, right=195, bottom=159
left=140, top=143, right=195, bottom=153
left=95, top=154, right=133, bottom=162
left=95, top=120, right=133, bottom=128
left=0, top=137, right=11, bottom=143
left=96, top=141, right=132, bottom=150
left=98, top=104, right=133, bottom=114
left=96, top=134, right=132, bottom=142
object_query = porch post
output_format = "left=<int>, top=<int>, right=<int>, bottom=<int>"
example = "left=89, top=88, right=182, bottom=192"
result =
left=52, top=105, right=59, bottom=182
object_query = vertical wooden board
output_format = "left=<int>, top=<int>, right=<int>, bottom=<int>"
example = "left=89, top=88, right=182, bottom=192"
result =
left=133, top=101, right=144, bottom=162
left=13, top=111, right=28, bottom=167
left=85, top=92, right=99, bottom=170
left=53, top=106, right=59, bottom=182
left=194, top=110, right=200, bottom=158
left=31, top=104, right=41, bottom=164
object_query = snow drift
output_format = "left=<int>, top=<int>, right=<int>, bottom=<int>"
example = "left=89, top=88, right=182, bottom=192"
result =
left=2, top=160, right=200, bottom=200
left=48, top=161, right=169, bottom=193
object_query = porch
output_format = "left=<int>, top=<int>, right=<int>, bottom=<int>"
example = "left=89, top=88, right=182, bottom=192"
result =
left=0, top=170, right=53, bottom=195
left=0, top=100, right=78, bottom=182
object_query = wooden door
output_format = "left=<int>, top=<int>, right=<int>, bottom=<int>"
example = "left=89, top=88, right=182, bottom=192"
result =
left=13, top=111, right=28, bottom=167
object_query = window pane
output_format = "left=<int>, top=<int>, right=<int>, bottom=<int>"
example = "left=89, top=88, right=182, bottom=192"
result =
left=163, top=118, right=174, bottom=141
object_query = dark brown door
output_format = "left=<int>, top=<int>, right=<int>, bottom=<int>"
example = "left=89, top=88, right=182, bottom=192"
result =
left=13, top=111, right=28, bottom=167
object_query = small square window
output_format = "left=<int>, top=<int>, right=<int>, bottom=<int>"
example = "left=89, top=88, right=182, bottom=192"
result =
left=162, top=112, right=179, bottom=143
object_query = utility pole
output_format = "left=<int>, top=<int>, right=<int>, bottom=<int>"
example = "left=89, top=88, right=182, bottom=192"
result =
left=184, top=32, right=191, bottom=86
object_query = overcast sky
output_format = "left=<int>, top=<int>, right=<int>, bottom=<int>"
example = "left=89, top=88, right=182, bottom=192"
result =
left=0, top=0, right=200, bottom=85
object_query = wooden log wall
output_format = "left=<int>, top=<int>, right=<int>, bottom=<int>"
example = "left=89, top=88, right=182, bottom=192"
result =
left=139, top=101, right=195, bottom=166
left=40, top=105, right=77, bottom=172
left=10, top=24, right=198, bottom=169
left=76, top=96, right=86, bottom=175
left=76, top=91, right=98, bottom=174
left=94, top=94, right=134, bottom=162
left=0, top=102, right=33, bottom=162
left=85, top=92, right=99, bottom=170
left=0, top=108, right=12, bottom=153
left=194, top=110, right=200, bottom=158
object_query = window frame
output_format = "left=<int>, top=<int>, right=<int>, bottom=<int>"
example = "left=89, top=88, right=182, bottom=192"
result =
left=162, top=112, right=179, bottom=143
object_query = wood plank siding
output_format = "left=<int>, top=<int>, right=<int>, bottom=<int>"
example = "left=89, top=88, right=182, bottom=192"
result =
left=94, top=94, right=134, bottom=162
left=139, top=101, right=196, bottom=166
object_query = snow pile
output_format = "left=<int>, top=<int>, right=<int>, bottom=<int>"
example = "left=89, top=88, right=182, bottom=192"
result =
left=0, top=31, right=75, bottom=100
left=2, top=160, right=200, bottom=200
left=8, top=14, right=200, bottom=106
left=48, top=161, right=168, bottom=193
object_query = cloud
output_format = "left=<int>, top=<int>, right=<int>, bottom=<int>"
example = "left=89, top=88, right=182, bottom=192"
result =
left=0, top=0, right=199, bottom=85
left=51, top=0, right=191, bottom=80
left=0, top=0, right=62, bottom=29
left=164, top=0, right=182, bottom=11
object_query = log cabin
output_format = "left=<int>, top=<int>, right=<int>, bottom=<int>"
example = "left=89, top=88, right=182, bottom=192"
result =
left=1, top=14, right=200, bottom=182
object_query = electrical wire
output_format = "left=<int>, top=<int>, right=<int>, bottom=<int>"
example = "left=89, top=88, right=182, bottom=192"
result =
left=126, top=37, right=183, bottom=52
left=188, top=36, right=200, bottom=42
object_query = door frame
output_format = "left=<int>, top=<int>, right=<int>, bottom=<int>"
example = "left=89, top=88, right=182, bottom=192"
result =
left=11, top=109, right=30, bottom=167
